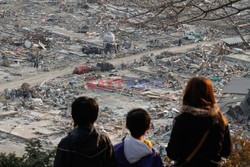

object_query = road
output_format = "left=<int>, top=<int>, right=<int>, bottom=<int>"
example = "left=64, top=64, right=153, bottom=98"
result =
left=0, top=66, right=72, bottom=92
left=109, top=40, right=219, bottom=65
left=0, top=40, right=220, bottom=92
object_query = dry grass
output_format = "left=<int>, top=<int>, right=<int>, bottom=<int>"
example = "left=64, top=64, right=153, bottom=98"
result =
left=222, top=136, right=250, bottom=167
left=163, top=135, right=250, bottom=167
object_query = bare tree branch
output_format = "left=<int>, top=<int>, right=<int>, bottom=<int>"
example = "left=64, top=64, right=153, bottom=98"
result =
left=121, top=0, right=249, bottom=28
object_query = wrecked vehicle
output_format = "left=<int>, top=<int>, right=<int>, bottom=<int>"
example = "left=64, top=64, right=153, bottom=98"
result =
left=73, top=65, right=91, bottom=74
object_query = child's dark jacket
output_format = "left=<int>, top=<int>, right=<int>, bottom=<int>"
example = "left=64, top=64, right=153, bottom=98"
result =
left=54, top=126, right=116, bottom=167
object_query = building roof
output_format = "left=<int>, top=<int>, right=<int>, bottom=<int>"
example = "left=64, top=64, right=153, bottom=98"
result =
left=221, top=35, right=250, bottom=45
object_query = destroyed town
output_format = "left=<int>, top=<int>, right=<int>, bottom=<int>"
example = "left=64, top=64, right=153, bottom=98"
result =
left=0, top=0, right=250, bottom=166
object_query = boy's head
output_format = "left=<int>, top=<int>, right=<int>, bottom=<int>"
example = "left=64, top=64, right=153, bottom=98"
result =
left=71, top=96, right=99, bottom=127
left=126, top=108, right=151, bottom=139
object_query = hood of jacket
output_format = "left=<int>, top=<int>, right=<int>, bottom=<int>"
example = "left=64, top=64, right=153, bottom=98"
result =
left=124, top=137, right=152, bottom=164
left=66, top=126, right=108, bottom=158
left=180, top=105, right=226, bottom=125
left=181, top=105, right=220, bottom=117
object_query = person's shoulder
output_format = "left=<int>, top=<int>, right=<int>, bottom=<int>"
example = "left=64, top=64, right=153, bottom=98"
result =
left=96, top=130, right=113, bottom=145
left=114, top=141, right=123, bottom=149
left=151, top=147, right=161, bottom=157
left=148, top=148, right=163, bottom=166
left=113, top=141, right=124, bottom=154
left=174, top=112, right=190, bottom=122
left=57, top=135, right=71, bottom=149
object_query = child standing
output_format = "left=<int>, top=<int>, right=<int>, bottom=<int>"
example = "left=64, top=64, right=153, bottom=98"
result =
left=114, top=108, right=163, bottom=167
left=54, top=96, right=116, bottom=167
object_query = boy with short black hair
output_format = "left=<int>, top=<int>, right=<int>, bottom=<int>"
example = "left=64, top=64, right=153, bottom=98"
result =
left=114, top=108, right=163, bottom=167
left=54, top=96, right=116, bottom=167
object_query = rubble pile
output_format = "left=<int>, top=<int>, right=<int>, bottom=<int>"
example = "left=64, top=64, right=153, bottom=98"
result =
left=96, top=62, right=115, bottom=71
left=0, top=0, right=249, bottom=159
left=4, top=83, right=40, bottom=100
left=123, top=44, right=248, bottom=95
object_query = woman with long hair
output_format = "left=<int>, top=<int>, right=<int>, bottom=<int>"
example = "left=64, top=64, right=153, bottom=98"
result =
left=167, top=77, right=232, bottom=167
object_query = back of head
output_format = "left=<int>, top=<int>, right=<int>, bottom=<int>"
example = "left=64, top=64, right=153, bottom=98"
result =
left=183, top=77, right=228, bottom=125
left=72, top=96, right=99, bottom=128
left=126, top=108, right=151, bottom=139
left=183, top=77, right=216, bottom=108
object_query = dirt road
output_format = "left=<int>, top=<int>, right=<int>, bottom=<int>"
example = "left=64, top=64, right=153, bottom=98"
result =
left=0, top=66, right=72, bottom=92
left=0, top=40, right=220, bottom=92
left=109, top=40, right=219, bottom=65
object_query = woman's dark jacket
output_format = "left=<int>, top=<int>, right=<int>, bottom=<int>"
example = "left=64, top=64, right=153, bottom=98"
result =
left=54, top=126, right=116, bottom=167
left=167, top=105, right=232, bottom=167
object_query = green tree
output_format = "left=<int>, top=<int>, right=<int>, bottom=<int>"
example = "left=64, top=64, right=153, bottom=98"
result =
left=0, top=139, right=55, bottom=167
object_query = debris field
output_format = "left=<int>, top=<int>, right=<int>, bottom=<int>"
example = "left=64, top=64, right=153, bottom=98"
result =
left=0, top=0, right=250, bottom=158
